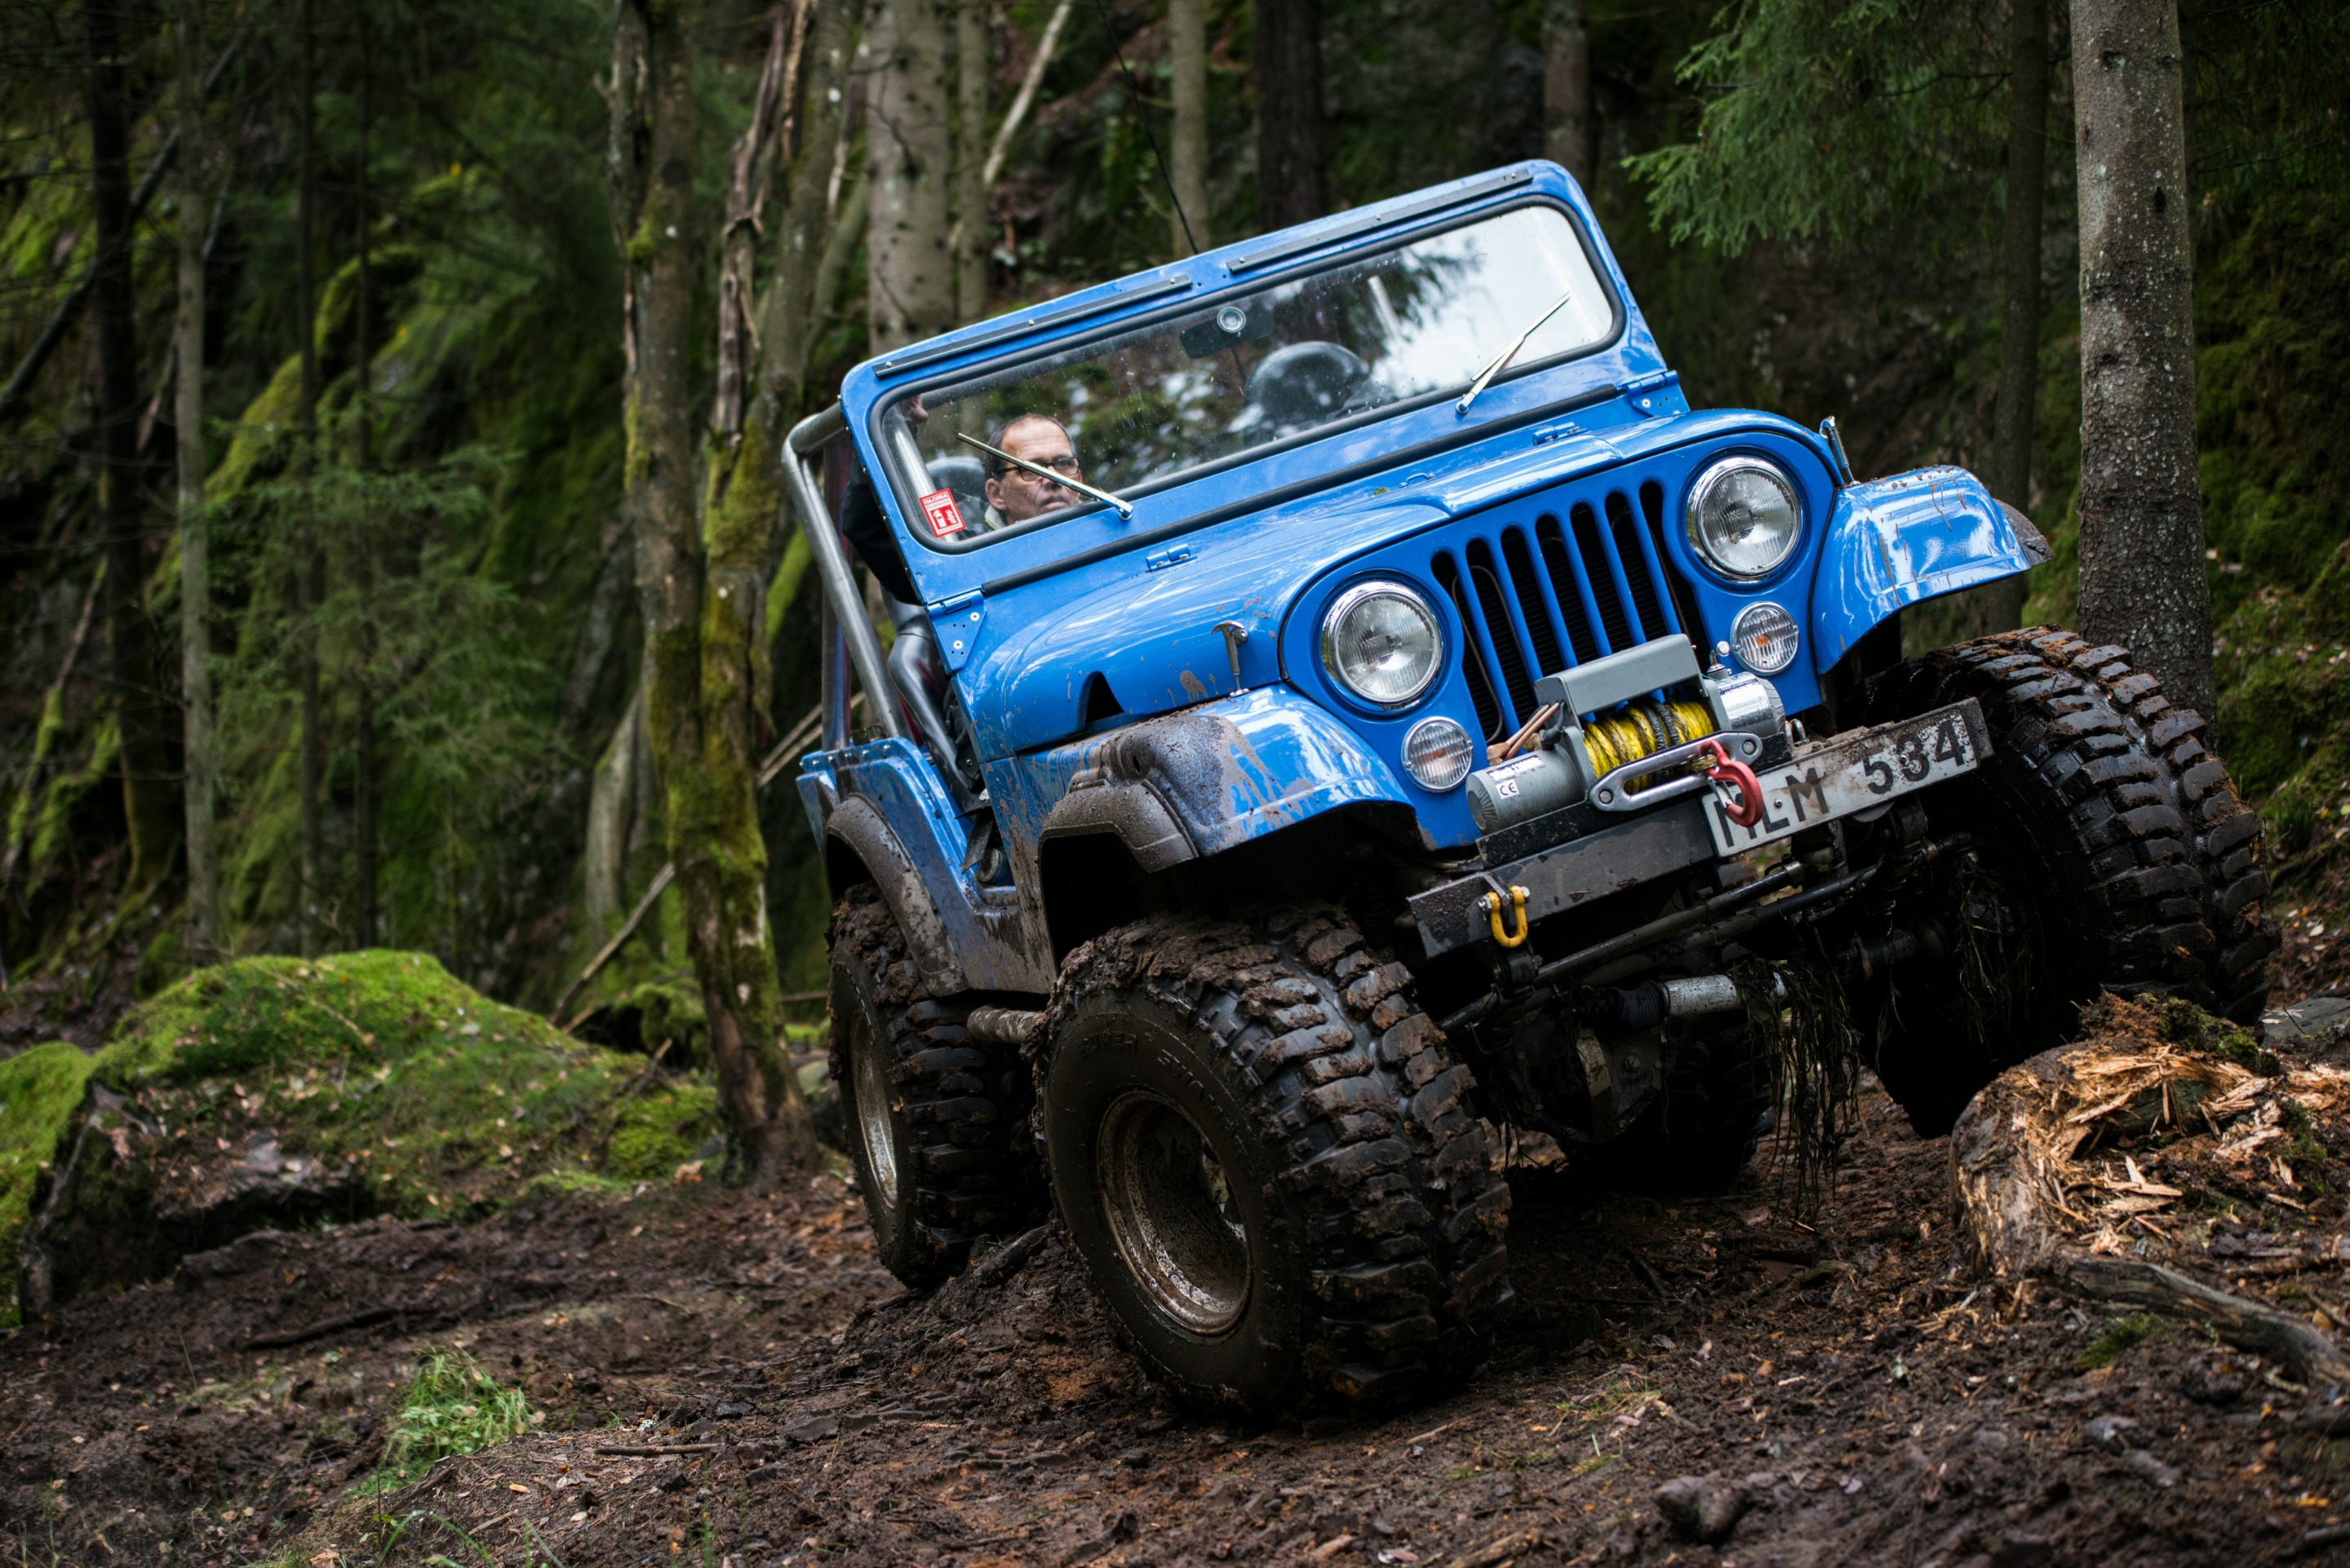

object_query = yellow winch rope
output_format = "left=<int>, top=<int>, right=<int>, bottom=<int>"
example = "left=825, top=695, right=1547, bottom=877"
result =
left=1581, top=698, right=1717, bottom=791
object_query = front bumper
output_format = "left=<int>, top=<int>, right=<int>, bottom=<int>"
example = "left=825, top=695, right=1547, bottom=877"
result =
left=1408, top=699, right=1989, bottom=959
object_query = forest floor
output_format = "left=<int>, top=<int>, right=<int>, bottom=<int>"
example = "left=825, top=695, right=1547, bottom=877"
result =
left=11, top=984, right=2350, bottom=1568
left=3, top=900, right=2349, bottom=1568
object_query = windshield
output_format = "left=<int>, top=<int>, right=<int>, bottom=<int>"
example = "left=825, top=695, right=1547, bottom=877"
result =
left=877, top=202, right=1615, bottom=547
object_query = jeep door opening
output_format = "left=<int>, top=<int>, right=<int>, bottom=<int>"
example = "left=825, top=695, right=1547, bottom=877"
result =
left=779, top=161, right=2273, bottom=1420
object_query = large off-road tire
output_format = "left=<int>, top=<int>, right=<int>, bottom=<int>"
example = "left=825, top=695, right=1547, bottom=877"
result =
left=1036, top=906, right=1513, bottom=1419
left=827, top=884, right=1042, bottom=1290
left=1862, top=627, right=2276, bottom=1132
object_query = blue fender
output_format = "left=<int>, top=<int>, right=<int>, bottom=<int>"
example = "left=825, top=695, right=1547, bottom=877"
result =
left=1807, top=467, right=2051, bottom=669
left=798, top=737, right=1057, bottom=994
left=987, top=684, right=1412, bottom=879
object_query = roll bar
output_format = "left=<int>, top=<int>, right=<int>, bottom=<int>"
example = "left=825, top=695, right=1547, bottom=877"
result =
left=783, top=402, right=909, bottom=745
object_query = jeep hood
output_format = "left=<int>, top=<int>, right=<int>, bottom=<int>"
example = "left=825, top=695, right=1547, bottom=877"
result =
left=960, top=490, right=1449, bottom=762
left=957, top=406, right=1730, bottom=760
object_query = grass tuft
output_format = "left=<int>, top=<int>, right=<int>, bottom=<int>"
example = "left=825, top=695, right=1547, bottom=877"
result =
left=362, top=1352, right=535, bottom=1492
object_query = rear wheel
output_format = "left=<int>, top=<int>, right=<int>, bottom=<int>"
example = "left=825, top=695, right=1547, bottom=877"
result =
left=827, top=884, right=1042, bottom=1289
left=1862, top=627, right=2276, bottom=1132
left=1038, top=905, right=1513, bottom=1419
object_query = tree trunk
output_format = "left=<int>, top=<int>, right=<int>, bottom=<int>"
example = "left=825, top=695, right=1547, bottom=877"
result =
left=1981, top=0, right=2051, bottom=634
left=175, top=0, right=219, bottom=962
left=1543, top=0, right=1594, bottom=192
left=351, top=12, right=379, bottom=950
left=767, top=0, right=864, bottom=386
left=610, top=0, right=822, bottom=1182
left=1254, top=0, right=1325, bottom=231
left=1168, top=0, right=1208, bottom=253
left=2071, top=0, right=2210, bottom=718
left=85, top=0, right=180, bottom=893
left=953, top=0, right=990, bottom=318
left=295, top=0, right=326, bottom=956
left=867, top=0, right=954, bottom=354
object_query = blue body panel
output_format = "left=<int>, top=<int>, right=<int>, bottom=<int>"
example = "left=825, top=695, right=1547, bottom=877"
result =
left=1807, top=467, right=2042, bottom=667
left=797, top=737, right=1049, bottom=990
left=984, top=685, right=1412, bottom=866
left=796, top=160, right=2043, bottom=967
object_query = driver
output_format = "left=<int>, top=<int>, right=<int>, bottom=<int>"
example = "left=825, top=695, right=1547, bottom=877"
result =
left=982, top=414, right=1087, bottom=525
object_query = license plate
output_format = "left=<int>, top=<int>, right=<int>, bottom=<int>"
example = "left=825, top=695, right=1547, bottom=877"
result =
left=1704, top=701, right=1988, bottom=856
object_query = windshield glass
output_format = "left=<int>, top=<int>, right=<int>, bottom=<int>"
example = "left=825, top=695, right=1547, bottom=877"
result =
left=877, top=203, right=1614, bottom=547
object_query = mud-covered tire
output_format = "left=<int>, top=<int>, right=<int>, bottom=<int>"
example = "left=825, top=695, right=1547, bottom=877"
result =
left=1863, top=627, right=2276, bottom=1131
left=1036, top=906, right=1513, bottom=1419
left=827, top=884, right=1042, bottom=1291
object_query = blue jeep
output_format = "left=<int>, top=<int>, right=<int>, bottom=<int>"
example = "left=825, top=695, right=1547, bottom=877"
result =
left=781, top=162, right=2272, bottom=1419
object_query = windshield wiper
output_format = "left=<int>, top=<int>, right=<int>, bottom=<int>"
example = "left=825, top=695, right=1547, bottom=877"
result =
left=1455, top=288, right=1577, bottom=417
left=956, top=433, right=1134, bottom=519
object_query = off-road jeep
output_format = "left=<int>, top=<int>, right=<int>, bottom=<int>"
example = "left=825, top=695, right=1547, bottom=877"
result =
left=781, top=161, right=2273, bottom=1420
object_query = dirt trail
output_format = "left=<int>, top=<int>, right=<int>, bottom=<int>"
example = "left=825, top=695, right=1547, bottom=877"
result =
left=10, top=1051, right=2343, bottom=1568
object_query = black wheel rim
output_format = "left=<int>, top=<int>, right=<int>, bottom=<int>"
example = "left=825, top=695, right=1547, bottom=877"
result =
left=1095, top=1091, right=1250, bottom=1334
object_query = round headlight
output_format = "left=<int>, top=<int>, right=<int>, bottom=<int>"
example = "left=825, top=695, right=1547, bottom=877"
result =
left=1403, top=715, right=1474, bottom=791
left=1321, top=580, right=1443, bottom=707
left=1685, top=457, right=1802, bottom=579
left=1731, top=600, right=1800, bottom=675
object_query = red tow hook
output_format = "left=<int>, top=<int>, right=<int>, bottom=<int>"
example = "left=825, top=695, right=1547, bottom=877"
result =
left=1696, top=737, right=1765, bottom=827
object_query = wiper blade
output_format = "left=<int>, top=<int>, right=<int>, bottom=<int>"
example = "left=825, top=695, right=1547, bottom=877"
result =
left=1455, top=288, right=1577, bottom=417
left=956, top=433, right=1134, bottom=519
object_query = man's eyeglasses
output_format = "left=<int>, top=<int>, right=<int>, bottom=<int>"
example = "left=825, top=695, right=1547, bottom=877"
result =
left=994, top=452, right=1080, bottom=479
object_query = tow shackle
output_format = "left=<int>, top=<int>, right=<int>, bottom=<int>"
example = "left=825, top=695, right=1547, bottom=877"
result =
left=1696, top=737, right=1765, bottom=828
left=1479, top=881, right=1532, bottom=949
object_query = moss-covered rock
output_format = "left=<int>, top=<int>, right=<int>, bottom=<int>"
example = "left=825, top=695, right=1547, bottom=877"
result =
left=0, top=1043, right=98, bottom=1327
left=9, top=950, right=721, bottom=1322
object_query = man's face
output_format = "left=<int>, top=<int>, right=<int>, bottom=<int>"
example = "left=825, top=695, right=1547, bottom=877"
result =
left=985, top=418, right=1083, bottom=524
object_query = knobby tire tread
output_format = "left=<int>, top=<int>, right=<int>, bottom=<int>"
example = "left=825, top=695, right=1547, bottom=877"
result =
left=829, top=884, right=1041, bottom=1289
left=1868, top=627, right=2274, bottom=1020
left=1039, top=904, right=1513, bottom=1414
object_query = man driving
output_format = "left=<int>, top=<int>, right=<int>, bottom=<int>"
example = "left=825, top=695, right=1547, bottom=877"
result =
left=982, top=414, right=1086, bottom=525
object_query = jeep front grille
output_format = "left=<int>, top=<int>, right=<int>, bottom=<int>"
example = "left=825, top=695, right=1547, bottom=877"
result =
left=1431, top=477, right=1701, bottom=742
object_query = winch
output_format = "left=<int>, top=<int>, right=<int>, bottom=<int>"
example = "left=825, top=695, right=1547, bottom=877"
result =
left=1465, top=635, right=1783, bottom=833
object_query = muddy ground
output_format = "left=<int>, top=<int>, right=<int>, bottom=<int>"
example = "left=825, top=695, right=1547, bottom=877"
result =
left=11, top=1021, right=2350, bottom=1568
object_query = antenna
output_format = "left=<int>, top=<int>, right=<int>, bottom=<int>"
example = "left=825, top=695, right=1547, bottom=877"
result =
left=1087, top=0, right=1200, bottom=256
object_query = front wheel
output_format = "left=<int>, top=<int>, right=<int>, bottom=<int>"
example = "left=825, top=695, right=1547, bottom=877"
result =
left=1862, top=627, right=2276, bottom=1132
left=1038, top=906, right=1513, bottom=1419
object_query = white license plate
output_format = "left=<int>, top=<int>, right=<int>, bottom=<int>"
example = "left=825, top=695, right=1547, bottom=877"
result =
left=1705, top=702, right=1986, bottom=856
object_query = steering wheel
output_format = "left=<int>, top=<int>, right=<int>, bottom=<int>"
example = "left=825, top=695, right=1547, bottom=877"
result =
left=1246, top=342, right=1372, bottom=429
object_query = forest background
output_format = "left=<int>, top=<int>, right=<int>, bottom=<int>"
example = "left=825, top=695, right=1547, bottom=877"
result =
left=0, top=0, right=2343, bottom=1090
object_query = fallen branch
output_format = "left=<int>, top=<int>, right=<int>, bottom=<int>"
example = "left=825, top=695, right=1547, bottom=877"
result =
left=593, top=1442, right=718, bottom=1457
left=549, top=705, right=822, bottom=1026
left=550, top=863, right=675, bottom=1025
left=981, top=0, right=1075, bottom=190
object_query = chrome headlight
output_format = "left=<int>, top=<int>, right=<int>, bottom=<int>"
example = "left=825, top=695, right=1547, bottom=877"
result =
left=1685, top=457, right=1802, bottom=579
left=1321, top=580, right=1443, bottom=707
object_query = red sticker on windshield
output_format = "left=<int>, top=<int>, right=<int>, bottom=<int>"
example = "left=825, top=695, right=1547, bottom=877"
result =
left=919, top=487, right=966, bottom=538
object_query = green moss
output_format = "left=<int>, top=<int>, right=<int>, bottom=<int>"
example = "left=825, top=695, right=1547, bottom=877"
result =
left=0, top=1043, right=98, bottom=1327
left=605, top=1079, right=721, bottom=1180
left=82, top=950, right=718, bottom=1222
left=606, top=978, right=708, bottom=1067
left=2076, top=1313, right=2160, bottom=1372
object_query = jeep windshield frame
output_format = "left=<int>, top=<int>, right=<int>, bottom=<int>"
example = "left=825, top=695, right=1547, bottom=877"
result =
left=868, top=197, right=1625, bottom=559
